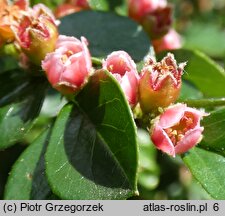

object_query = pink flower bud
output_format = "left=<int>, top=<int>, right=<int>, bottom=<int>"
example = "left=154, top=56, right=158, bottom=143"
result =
left=76, top=0, right=89, bottom=8
left=12, top=8, right=58, bottom=65
left=103, top=51, right=139, bottom=107
left=139, top=53, right=186, bottom=113
left=152, top=29, right=182, bottom=53
left=128, top=0, right=167, bottom=21
left=54, top=4, right=82, bottom=18
left=150, top=103, right=208, bottom=157
left=67, top=0, right=90, bottom=9
left=42, top=35, right=92, bottom=94
left=141, top=5, right=173, bottom=39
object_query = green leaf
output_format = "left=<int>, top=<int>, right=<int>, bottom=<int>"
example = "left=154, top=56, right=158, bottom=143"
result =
left=0, top=56, right=19, bottom=74
left=183, top=106, right=225, bottom=199
left=0, top=69, right=48, bottom=108
left=40, top=89, right=67, bottom=118
left=0, top=69, right=29, bottom=106
left=46, top=70, right=138, bottom=199
left=179, top=80, right=203, bottom=100
left=200, top=108, right=225, bottom=154
left=0, top=104, right=30, bottom=149
left=4, top=128, right=56, bottom=199
left=0, top=71, right=48, bottom=149
left=183, top=22, right=225, bottom=58
left=183, top=147, right=225, bottom=199
left=157, top=49, right=225, bottom=97
left=59, top=11, right=150, bottom=61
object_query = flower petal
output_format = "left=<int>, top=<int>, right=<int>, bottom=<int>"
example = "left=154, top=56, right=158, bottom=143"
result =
left=175, top=127, right=204, bottom=154
left=42, top=51, right=64, bottom=86
left=159, top=103, right=186, bottom=128
left=121, top=70, right=139, bottom=106
left=103, top=50, right=137, bottom=76
left=151, top=124, right=175, bottom=157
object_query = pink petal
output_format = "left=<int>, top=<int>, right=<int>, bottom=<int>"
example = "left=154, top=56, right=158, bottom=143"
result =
left=81, top=36, right=92, bottom=72
left=152, top=29, right=182, bottom=53
left=151, top=124, right=175, bottom=157
left=121, top=71, right=139, bottom=106
left=128, top=0, right=162, bottom=20
left=62, top=55, right=88, bottom=87
left=175, top=127, right=204, bottom=154
left=32, top=3, right=58, bottom=25
left=159, top=103, right=187, bottom=128
left=185, top=107, right=209, bottom=126
left=152, top=72, right=178, bottom=90
left=103, top=50, right=136, bottom=76
left=56, top=35, right=83, bottom=53
left=42, top=51, right=64, bottom=86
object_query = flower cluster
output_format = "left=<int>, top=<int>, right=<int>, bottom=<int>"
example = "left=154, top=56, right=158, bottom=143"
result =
left=101, top=51, right=207, bottom=157
left=128, top=0, right=182, bottom=53
left=1, top=0, right=207, bottom=158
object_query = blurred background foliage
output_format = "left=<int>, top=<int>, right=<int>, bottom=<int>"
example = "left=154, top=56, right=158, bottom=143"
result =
left=173, top=0, right=225, bottom=61
left=0, top=0, right=224, bottom=200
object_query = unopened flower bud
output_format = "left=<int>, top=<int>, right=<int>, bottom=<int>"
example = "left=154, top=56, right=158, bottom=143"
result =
left=150, top=103, right=208, bottom=157
left=54, top=4, right=82, bottom=18
left=12, top=12, right=58, bottom=65
left=103, top=51, right=139, bottom=107
left=128, top=0, right=167, bottom=22
left=141, top=4, right=173, bottom=39
left=42, top=35, right=92, bottom=95
left=139, top=53, right=186, bottom=113
left=67, top=0, right=90, bottom=9
left=152, top=29, right=182, bottom=53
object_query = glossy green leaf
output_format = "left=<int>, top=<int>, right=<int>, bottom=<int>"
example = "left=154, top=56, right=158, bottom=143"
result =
left=183, top=107, right=225, bottom=199
left=4, top=129, right=55, bottom=199
left=0, top=104, right=30, bottom=149
left=183, top=147, right=225, bottom=199
left=40, top=89, right=67, bottom=118
left=0, top=71, right=48, bottom=149
left=200, top=108, right=225, bottom=154
left=179, top=80, right=203, bottom=100
left=46, top=70, right=138, bottom=199
left=157, top=49, right=225, bottom=97
left=0, top=69, right=29, bottom=106
left=59, top=11, right=150, bottom=61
